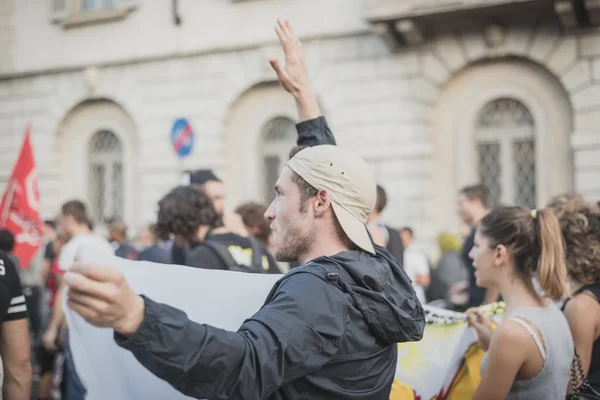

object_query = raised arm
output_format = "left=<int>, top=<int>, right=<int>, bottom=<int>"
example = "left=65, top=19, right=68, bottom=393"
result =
left=269, top=19, right=336, bottom=147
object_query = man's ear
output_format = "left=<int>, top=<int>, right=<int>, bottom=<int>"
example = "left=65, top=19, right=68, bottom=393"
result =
left=314, top=189, right=332, bottom=217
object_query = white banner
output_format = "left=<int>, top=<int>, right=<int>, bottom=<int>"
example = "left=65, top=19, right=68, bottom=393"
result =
left=66, top=248, right=498, bottom=400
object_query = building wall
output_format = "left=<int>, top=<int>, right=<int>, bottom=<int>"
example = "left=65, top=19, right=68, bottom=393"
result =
left=4, top=0, right=371, bottom=75
left=0, top=0, right=16, bottom=73
left=1, top=2, right=600, bottom=254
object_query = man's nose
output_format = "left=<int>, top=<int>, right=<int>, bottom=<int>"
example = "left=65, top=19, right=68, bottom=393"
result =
left=264, top=202, right=275, bottom=221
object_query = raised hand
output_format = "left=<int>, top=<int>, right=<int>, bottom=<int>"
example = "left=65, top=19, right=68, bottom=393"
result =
left=467, top=308, right=494, bottom=351
left=65, top=262, right=145, bottom=336
left=270, top=18, right=311, bottom=97
left=270, top=19, right=320, bottom=121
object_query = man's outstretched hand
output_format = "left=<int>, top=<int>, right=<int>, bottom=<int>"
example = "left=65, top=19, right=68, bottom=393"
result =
left=270, top=18, right=320, bottom=121
left=65, top=262, right=145, bottom=337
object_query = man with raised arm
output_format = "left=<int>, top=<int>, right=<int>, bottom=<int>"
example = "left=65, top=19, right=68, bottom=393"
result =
left=64, top=20, right=424, bottom=400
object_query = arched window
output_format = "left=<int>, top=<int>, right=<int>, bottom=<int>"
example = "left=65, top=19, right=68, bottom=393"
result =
left=88, top=131, right=123, bottom=224
left=475, top=98, right=536, bottom=209
left=262, top=117, right=297, bottom=202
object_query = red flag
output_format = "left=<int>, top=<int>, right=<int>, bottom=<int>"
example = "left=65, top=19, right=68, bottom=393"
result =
left=0, top=126, right=43, bottom=269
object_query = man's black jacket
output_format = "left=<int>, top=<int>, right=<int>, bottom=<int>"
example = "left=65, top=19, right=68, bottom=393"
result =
left=114, top=117, right=425, bottom=399
left=116, top=246, right=424, bottom=399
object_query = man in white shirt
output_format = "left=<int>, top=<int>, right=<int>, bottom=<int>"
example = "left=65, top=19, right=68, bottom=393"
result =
left=42, top=200, right=114, bottom=398
left=400, top=227, right=430, bottom=305
left=43, top=200, right=113, bottom=351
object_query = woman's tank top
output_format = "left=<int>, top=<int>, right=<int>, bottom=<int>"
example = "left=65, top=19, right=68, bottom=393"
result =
left=480, top=303, right=574, bottom=399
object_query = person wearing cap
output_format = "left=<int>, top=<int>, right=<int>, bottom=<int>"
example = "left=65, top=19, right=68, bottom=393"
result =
left=174, top=169, right=239, bottom=264
left=184, top=169, right=226, bottom=215
left=63, top=143, right=425, bottom=399
left=62, top=20, right=425, bottom=399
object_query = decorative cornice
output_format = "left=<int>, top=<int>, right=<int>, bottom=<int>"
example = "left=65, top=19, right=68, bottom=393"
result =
left=366, top=0, right=592, bottom=48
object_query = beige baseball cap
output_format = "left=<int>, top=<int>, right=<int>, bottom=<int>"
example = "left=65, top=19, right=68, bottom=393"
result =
left=286, top=145, right=377, bottom=255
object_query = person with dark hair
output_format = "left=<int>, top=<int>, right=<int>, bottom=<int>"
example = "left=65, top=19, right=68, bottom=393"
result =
left=174, top=169, right=247, bottom=265
left=366, top=185, right=404, bottom=266
left=0, top=231, right=36, bottom=333
left=155, top=186, right=221, bottom=249
left=0, top=247, right=32, bottom=400
left=467, top=206, right=573, bottom=399
left=180, top=169, right=227, bottom=220
left=0, top=229, right=16, bottom=256
left=42, top=219, right=57, bottom=274
left=456, top=184, right=500, bottom=308
left=549, top=196, right=600, bottom=395
left=156, top=186, right=280, bottom=274
left=64, top=20, right=424, bottom=399
left=44, top=219, right=56, bottom=232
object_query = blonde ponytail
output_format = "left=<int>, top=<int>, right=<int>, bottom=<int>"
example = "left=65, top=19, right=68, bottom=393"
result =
left=536, top=208, right=567, bottom=301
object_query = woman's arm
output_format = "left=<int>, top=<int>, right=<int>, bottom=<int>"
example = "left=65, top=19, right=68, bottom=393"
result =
left=564, top=293, right=599, bottom=376
left=473, top=321, right=528, bottom=400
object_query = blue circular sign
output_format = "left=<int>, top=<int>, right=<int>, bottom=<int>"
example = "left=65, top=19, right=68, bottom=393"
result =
left=171, top=118, right=195, bottom=158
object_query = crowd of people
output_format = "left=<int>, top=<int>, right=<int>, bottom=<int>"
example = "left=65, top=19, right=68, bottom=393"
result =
left=0, top=18, right=599, bottom=400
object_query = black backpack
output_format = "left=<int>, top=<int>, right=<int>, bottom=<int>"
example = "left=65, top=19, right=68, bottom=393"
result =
left=202, top=237, right=269, bottom=274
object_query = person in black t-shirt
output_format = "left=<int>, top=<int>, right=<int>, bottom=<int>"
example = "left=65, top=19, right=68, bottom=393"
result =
left=172, top=169, right=250, bottom=265
left=42, top=219, right=57, bottom=265
left=0, top=249, right=32, bottom=398
left=455, top=184, right=499, bottom=309
left=0, top=250, right=28, bottom=323
left=367, top=185, right=404, bottom=267
left=155, top=185, right=280, bottom=274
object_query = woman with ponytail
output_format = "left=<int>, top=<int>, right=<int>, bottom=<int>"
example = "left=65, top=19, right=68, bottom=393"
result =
left=467, top=206, right=574, bottom=400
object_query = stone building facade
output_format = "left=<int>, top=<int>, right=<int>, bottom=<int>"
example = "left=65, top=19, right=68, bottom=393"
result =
left=0, top=0, right=599, bottom=252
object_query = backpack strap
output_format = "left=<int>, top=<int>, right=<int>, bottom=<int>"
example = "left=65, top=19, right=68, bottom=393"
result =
left=247, top=237, right=265, bottom=271
left=203, top=237, right=267, bottom=273
left=202, top=240, right=239, bottom=271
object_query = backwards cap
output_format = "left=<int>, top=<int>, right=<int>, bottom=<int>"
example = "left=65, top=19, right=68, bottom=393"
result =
left=286, top=145, right=377, bottom=254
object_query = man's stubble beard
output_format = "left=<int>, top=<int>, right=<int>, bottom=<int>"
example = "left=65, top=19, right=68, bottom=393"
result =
left=274, top=217, right=313, bottom=263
